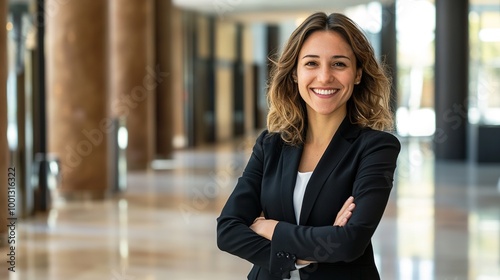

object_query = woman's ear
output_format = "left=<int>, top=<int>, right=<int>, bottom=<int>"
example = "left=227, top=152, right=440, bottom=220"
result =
left=355, top=69, right=362, bottom=84
left=292, top=70, right=298, bottom=83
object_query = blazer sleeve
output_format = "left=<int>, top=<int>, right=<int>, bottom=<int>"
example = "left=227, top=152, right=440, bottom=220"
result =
left=269, top=131, right=401, bottom=274
left=216, top=130, right=274, bottom=271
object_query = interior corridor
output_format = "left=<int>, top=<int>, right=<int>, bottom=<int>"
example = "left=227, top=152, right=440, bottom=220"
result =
left=1, top=135, right=499, bottom=280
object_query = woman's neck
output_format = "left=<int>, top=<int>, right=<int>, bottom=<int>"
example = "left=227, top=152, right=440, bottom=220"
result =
left=305, top=111, right=346, bottom=146
left=298, top=110, right=346, bottom=172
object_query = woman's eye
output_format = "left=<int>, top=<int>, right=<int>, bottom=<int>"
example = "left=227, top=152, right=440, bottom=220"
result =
left=305, top=61, right=317, bottom=67
left=333, top=62, right=346, bottom=67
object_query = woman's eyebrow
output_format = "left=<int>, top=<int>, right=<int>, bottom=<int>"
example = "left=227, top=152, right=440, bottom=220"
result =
left=332, top=55, right=351, bottom=60
left=301, top=54, right=351, bottom=60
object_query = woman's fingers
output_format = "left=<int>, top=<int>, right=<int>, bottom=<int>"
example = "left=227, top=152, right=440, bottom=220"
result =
left=334, top=196, right=355, bottom=226
left=253, top=216, right=265, bottom=224
left=336, top=196, right=354, bottom=218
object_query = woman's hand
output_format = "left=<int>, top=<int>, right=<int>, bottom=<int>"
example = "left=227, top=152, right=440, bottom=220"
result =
left=250, top=217, right=278, bottom=240
left=334, top=196, right=355, bottom=226
left=250, top=197, right=354, bottom=265
left=250, top=218, right=316, bottom=266
left=297, top=196, right=356, bottom=265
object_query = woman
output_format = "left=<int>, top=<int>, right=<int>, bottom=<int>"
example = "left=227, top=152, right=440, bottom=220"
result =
left=217, top=12, right=400, bottom=280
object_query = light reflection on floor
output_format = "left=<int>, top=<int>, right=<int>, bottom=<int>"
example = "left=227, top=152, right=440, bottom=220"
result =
left=0, top=136, right=499, bottom=279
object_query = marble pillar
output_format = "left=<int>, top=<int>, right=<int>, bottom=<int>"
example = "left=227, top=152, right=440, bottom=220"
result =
left=0, top=0, right=8, bottom=245
left=109, top=0, right=155, bottom=170
left=46, top=0, right=108, bottom=198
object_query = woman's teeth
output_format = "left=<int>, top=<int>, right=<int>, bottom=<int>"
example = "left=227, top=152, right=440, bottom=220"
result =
left=313, top=89, right=337, bottom=95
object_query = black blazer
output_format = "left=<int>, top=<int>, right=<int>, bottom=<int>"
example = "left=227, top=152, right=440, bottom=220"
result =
left=217, top=117, right=401, bottom=280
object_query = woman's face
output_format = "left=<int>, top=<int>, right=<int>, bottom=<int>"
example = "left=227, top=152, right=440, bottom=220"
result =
left=294, top=30, right=362, bottom=120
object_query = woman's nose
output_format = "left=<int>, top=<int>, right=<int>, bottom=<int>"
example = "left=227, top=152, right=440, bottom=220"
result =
left=317, top=66, right=334, bottom=83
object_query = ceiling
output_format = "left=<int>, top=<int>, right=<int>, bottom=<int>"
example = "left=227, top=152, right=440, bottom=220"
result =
left=172, top=0, right=392, bottom=22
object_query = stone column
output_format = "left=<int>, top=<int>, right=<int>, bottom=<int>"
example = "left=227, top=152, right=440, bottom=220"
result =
left=154, top=0, right=173, bottom=158
left=109, top=0, right=155, bottom=170
left=46, top=0, right=108, bottom=198
left=435, top=0, right=469, bottom=160
left=0, top=0, right=8, bottom=245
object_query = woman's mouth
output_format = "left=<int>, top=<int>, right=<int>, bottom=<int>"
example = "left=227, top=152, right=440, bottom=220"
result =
left=312, top=88, right=339, bottom=96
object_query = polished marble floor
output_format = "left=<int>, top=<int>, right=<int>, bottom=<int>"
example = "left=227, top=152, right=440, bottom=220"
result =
left=1, top=136, right=500, bottom=280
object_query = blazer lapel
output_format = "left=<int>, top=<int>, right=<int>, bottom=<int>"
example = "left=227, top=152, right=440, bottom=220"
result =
left=280, top=143, right=303, bottom=224
left=299, top=118, right=361, bottom=225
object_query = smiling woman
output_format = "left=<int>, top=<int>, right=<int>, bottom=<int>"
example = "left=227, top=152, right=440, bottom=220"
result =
left=266, top=12, right=393, bottom=147
left=217, top=12, right=400, bottom=280
left=293, top=31, right=361, bottom=124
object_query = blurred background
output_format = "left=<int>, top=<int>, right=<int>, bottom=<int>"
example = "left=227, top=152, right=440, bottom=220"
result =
left=0, top=0, right=499, bottom=279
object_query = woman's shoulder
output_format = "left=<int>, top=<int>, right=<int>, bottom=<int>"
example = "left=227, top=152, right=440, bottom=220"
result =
left=358, top=126, right=401, bottom=148
left=256, top=129, right=284, bottom=147
left=250, top=130, right=287, bottom=161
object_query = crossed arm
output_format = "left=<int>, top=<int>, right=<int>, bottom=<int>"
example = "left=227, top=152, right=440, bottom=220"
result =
left=250, top=196, right=356, bottom=265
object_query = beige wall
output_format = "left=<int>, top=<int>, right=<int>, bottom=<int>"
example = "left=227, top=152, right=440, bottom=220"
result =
left=215, top=20, right=236, bottom=61
left=215, top=67, right=234, bottom=141
left=215, top=19, right=236, bottom=142
left=243, top=24, right=256, bottom=135
left=171, top=7, right=186, bottom=148
left=197, top=16, right=210, bottom=59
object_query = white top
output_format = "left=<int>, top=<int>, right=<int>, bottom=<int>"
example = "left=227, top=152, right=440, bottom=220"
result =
left=293, top=171, right=313, bottom=224
left=285, top=171, right=313, bottom=280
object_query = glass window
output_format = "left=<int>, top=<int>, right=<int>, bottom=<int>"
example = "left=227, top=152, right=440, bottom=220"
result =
left=469, top=3, right=500, bottom=125
left=395, top=0, right=436, bottom=137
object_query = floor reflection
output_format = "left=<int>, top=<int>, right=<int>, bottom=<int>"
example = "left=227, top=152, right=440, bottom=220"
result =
left=0, top=137, right=499, bottom=279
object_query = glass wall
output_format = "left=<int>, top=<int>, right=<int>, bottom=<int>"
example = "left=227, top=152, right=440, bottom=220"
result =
left=469, top=0, right=500, bottom=276
left=469, top=0, right=500, bottom=162
left=394, top=0, right=436, bottom=137
left=469, top=0, right=500, bottom=125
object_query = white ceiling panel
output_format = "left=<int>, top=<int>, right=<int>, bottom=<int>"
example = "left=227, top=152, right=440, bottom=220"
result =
left=173, top=0, right=392, bottom=18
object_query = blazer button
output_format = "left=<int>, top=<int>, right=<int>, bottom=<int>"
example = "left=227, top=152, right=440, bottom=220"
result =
left=285, top=253, right=290, bottom=259
left=276, top=252, right=284, bottom=258
left=291, top=254, right=297, bottom=260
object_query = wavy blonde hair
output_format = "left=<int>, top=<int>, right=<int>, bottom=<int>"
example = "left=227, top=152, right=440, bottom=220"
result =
left=267, top=12, right=394, bottom=146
